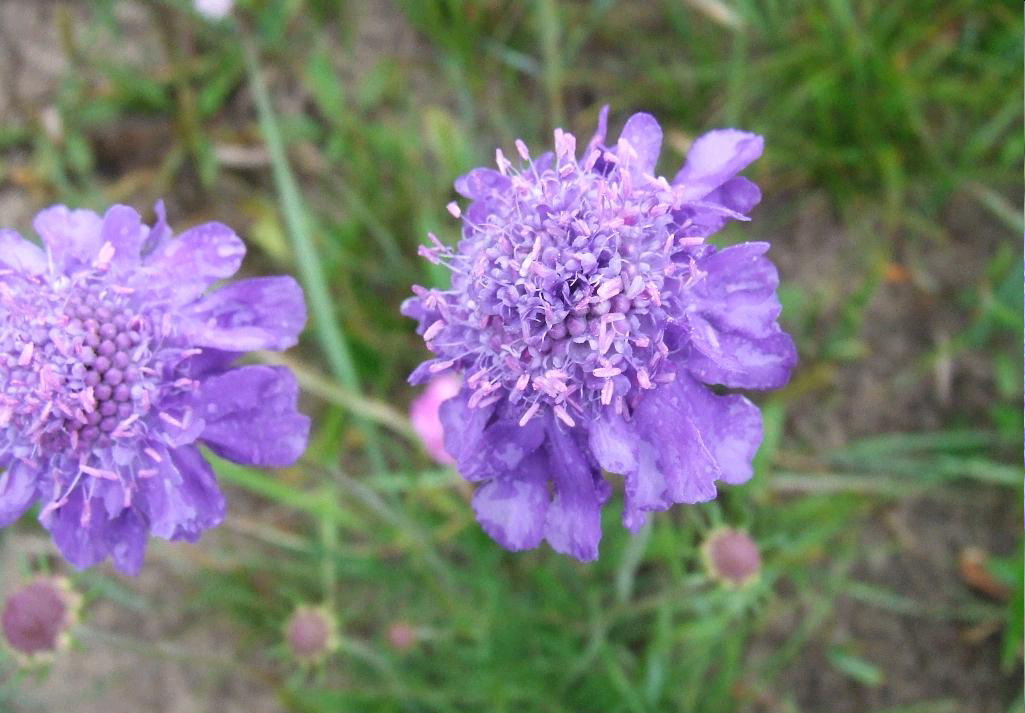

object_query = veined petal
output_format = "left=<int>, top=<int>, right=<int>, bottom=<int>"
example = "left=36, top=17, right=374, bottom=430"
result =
left=617, top=112, right=663, bottom=177
left=684, top=317, right=797, bottom=390
left=143, top=221, right=245, bottom=299
left=633, top=371, right=763, bottom=502
left=0, top=461, right=39, bottom=527
left=472, top=451, right=549, bottom=551
left=182, top=276, right=307, bottom=352
left=194, top=366, right=310, bottom=467
left=672, top=129, right=764, bottom=201
left=543, top=423, right=603, bottom=562
left=32, top=205, right=103, bottom=270
left=100, top=205, right=147, bottom=268
left=0, top=230, right=47, bottom=274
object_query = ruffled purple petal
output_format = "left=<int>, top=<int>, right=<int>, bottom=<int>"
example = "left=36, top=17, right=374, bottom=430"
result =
left=672, top=130, right=764, bottom=201
left=182, top=276, right=307, bottom=352
left=438, top=391, right=495, bottom=479
left=0, top=230, right=46, bottom=274
left=543, top=423, right=603, bottom=561
left=617, top=112, right=663, bottom=177
left=678, top=177, right=762, bottom=236
left=105, top=508, right=149, bottom=575
left=194, top=366, right=309, bottom=467
left=683, top=327, right=797, bottom=390
left=472, top=451, right=549, bottom=551
left=680, top=242, right=797, bottom=389
left=44, top=487, right=147, bottom=575
left=100, top=205, right=147, bottom=268
left=139, top=444, right=225, bottom=542
left=143, top=221, right=245, bottom=299
left=631, top=371, right=763, bottom=503
left=0, top=461, right=39, bottom=527
left=32, top=205, right=103, bottom=270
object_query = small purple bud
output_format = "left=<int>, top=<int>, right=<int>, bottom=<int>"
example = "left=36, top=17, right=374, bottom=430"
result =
left=1, top=577, right=81, bottom=660
left=284, top=605, right=337, bottom=664
left=701, top=528, right=762, bottom=587
left=387, top=621, right=417, bottom=652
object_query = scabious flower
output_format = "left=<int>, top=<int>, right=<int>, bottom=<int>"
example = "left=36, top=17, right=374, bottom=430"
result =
left=1, top=576, right=81, bottom=662
left=403, top=108, right=796, bottom=561
left=410, top=374, right=461, bottom=465
left=0, top=203, right=309, bottom=574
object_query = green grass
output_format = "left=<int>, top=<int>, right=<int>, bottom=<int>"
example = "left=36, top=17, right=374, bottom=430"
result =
left=0, top=0, right=1021, bottom=711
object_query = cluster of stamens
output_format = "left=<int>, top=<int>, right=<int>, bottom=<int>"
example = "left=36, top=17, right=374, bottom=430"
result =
left=0, top=270, right=184, bottom=464
left=416, top=132, right=708, bottom=426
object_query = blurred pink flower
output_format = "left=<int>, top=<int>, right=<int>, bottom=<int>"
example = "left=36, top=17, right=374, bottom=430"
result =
left=410, top=375, right=461, bottom=465
left=195, top=0, right=233, bottom=19
left=387, top=621, right=417, bottom=652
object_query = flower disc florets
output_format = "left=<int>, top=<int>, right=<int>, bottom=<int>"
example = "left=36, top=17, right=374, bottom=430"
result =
left=415, top=129, right=691, bottom=428
left=405, top=108, right=797, bottom=562
left=0, top=203, right=310, bottom=573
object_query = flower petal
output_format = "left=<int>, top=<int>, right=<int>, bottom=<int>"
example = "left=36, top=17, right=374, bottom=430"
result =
left=472, top=451, right=549, bottom=551
left=0, top=230, right=46, bottom=274
left=543, top=423, right=602, bottom=561
left=182, top=276, right=307, bottom=352
left=32, top=205, right=103, bottom=269
left=672, top=130, right=764, bottom=201
left=438, top=390, right=496, bottom=479
left=634, top=371, right=763, bottom=503
left=194, top=366, right=310, bottom=467
left=143, top=221, right=245, bottom=299
left=99, top=205, right=147, bottom=268
left=43, top=487, right=147, bottom=575
left=458, top=416, right=547, bottom=482
left=691, top=242, right=782, bottom=339
left=680, top=242, right=797, bottom=389
left=683, top=317, right=797, bottom=390
left=0, top=461, right=39, bottom=527
left=138, top=444, right=225, bottom=542
left=617, top=112, right=662, bottom=177
left=588, top=411, right=638, bottom=474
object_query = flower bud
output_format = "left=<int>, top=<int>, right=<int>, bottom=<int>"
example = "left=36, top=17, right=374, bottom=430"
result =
left=1, top=576, right=81, bottom=661
left=387, top=621, right=417, bottom=652
left=701, top=528, right=762, bottom=587
left=284, top=605, right=337, bottom=664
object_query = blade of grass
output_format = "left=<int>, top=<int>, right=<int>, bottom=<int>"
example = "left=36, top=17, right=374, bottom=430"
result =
left=242, top=36, right=385, bottom=473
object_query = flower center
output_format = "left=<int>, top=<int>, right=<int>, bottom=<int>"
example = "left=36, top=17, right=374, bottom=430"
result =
left=419, top=145, right=692, bottom=426
left=0, top=274, right=161, bottom=455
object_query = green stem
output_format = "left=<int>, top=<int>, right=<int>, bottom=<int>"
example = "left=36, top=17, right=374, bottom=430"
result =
left=242, top=37, right=385, bottom=472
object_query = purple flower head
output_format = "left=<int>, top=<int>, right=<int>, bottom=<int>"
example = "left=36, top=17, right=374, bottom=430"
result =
left=285, top=605, right=338, bottom=663
left=403, top=108, right=796, bottom=561
left=0, top=202, right=310, bottom=574
left=1, top=576, right=81, bottom=662
left=701, top=527, right=762, bottom=587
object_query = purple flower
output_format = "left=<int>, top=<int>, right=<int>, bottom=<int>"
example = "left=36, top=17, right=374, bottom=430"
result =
left=701, top=527, right=762, bottom=587
left=1, top=576, right=81, bottom=661
left=403, top=108, right=796, bottom=561
left=284, top=605, right=338, bottom=663
left=0, top=202, right=309, bottom=574
left=410, top=374, right=461, bottom=465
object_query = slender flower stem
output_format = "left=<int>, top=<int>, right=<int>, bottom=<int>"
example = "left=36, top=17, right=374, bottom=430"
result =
left=243, top=37, right=385, bottom=473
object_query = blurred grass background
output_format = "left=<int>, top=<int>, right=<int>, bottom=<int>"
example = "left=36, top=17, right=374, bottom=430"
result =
left=0, top=1, right=1021, bottom=711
